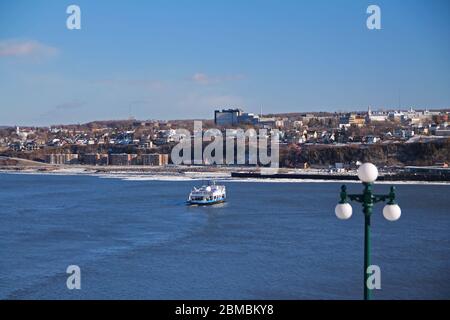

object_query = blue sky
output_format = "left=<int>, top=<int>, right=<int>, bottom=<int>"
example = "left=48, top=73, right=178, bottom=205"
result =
left=0, top=0, right=449, bottom=126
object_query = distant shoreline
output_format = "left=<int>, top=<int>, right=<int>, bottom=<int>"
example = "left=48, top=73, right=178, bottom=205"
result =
left=1, top=165, right=449, bottom=185
left=231, top=171, right=450, bottom=183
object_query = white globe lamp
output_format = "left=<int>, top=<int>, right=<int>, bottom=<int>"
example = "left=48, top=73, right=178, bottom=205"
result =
left=335, top=203, right=353, bottom=220
left=357, top=163, right=378, bottom=183
left=383, top=204, right=401, bottom=221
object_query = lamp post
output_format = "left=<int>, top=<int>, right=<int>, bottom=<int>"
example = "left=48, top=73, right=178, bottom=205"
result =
left=335, top=163, right=401, bottom=300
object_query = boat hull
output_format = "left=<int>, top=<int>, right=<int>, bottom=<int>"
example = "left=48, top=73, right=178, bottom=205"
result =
left=187, top=198, right=226, bottom=206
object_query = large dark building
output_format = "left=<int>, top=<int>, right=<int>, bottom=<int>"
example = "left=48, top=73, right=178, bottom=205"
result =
left=214, top=108, right=243, bottom=126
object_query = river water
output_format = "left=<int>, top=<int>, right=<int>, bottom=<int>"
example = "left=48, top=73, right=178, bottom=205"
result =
left=0, top=173, right=449, bottom=299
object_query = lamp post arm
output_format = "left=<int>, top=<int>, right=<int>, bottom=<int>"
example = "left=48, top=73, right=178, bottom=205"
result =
left=373, top=186, right=397, bottom=204
left=373, top=194, right=389, bottom=203
left=348, top=194, right=364, bottom=203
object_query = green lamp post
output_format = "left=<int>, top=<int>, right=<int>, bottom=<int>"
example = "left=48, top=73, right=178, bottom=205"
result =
left=335, top=163, right=401, bottom=300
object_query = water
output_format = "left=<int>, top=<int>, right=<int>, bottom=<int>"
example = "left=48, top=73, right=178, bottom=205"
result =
left=0, top=173, right=449, bottom=299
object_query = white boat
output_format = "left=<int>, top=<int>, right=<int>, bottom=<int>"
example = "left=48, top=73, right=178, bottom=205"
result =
left=187, top=181, right=226, bottom=205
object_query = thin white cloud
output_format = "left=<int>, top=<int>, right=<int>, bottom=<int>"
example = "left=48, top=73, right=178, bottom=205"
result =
left=192, top=73, right=210, bottom=84
left=191, top=72, right=245, bottom=85
left=0, top=39, right=59, bottom=58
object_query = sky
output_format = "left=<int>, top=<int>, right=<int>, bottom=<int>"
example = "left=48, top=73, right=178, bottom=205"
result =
left=0, top=0, right=449, bottom=126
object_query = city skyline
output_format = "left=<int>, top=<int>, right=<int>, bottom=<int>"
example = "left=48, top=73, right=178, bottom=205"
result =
left=1, top=0, right=450, bottom=126
left=3, top=105, right=449, bottom=128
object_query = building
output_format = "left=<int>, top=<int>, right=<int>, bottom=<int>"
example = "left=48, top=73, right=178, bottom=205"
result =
left=339, top=115, right=351, bottom=128
left=15, top=126, right=34, bottom=141
left=83, top=153, right=98, bottom=165
left=394, top=128, right=415, bottom=139
left=366, top=106, right=388, bottom=123
left=108, top=153, right=137, bottom=166
left=388, top=111, right=404, bottom=120
left=403, top=166, right=450, bottom=178
left=142, top=153, right=169, bottom=166
left=214, top=109, right=243, bottom=126
left=293, top=120, right=303, bottom=129
left=138, top=137, right=153, bottom=150
left=82, top=153, right=109, bottom=166
left=339, top=113, right=366, bottom=128
left=435, top=127, right=450, bottom=136
left=364, top=135, right=380, bottom=144
left=258, top=117, right=278, bottom=128
left=349, top=114, right=366, bottom=127
left=46, top=153, right=79, bottom=165
left=237, top=112, right=259, bottom=125
left=24, top=141, right=40, bottom=151
left=300, top=114, right=316, bottom=123
left=154, top=129, right=177, bottom=145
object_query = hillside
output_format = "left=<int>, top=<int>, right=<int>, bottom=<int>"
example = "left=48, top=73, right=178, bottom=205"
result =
left=281, top=139, right=450, bottom=167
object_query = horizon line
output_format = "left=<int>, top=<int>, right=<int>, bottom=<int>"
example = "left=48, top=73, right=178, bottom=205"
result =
left=3, top=107, right=449, bottom=128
